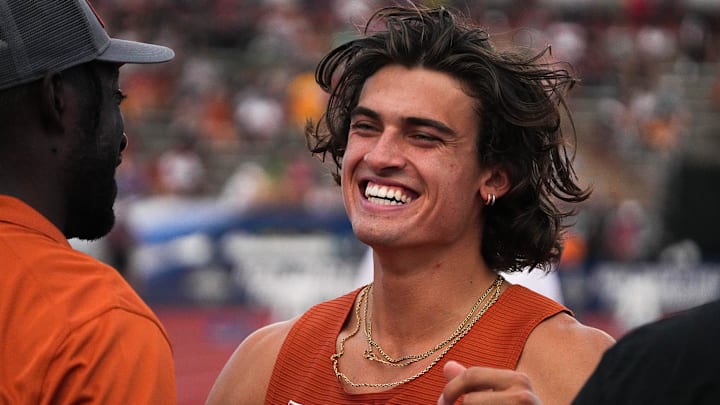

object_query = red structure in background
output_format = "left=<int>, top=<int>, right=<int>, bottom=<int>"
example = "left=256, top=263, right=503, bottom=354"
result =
left=156, top=306, right=273, bottom=404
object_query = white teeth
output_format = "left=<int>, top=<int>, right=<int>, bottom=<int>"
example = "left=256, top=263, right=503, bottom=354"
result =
left=367, top=197, right=403, bottom=206
left=364, top=183, right=413, bottom=205
left=377, top=186, right=388, bottom=198
left=369, top=184, right=379, bottom=196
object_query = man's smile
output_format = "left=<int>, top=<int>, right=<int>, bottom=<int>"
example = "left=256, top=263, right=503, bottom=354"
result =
left=363, top=181, right=415, bottom=206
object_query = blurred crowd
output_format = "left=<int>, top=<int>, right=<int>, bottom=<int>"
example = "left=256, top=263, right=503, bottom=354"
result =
left=82, top=0, right=720, bottom=321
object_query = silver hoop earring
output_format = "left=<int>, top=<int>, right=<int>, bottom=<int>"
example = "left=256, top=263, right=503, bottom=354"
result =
left=485, top=193, right=496, bottom=207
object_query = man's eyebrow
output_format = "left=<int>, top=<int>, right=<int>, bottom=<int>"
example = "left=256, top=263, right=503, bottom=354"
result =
left=404, top=117, right=456, bottom=136
left=351, top=106, right=456, bottom=135
left=350, top=106, right=380, bottom=120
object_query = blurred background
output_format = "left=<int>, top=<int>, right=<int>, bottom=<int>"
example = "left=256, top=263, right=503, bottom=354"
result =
left=74, top=0, right=720, bottom=402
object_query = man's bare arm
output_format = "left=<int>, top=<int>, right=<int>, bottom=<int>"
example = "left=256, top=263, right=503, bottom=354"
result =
left=206, top=319, right=296, bottom=405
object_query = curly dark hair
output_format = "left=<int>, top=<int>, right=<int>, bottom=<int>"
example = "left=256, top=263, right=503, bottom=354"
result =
left=306, top=5, right=590, bottom=273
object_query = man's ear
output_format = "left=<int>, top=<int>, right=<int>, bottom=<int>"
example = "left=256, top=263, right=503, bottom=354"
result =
left=478, top=165, right=511, bottom=202
left=40, top=71, right=66, bottom=133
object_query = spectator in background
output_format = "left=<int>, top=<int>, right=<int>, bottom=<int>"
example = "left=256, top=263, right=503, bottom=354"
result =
left=286, top=70, right=328, bottom=130
left=0, top=1, right=176, bottom=403
left=155, top=133, right=207, bottom=196
left=207, top=5, right=613, bottom=404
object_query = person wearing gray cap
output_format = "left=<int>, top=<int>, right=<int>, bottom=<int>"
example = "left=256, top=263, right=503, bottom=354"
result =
left=0, top=1, right=176, bottom=403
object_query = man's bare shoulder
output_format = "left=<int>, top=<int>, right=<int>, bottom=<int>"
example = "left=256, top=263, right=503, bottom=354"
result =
left=517, top=312, right=615, bottom=405
left=206, top=317, right=298, bottom=405
left=527, top=312, right=615, bottom=353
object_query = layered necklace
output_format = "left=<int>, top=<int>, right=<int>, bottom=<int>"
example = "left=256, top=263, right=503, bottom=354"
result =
left=331, top=275, right=504, bottom=388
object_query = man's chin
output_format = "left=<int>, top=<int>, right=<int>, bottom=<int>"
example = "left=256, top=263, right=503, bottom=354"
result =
left=66, top=212, right=116, bottom=241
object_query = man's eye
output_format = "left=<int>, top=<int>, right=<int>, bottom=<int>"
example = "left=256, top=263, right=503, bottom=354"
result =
left=411, top=133, right=440, bottom=142
left=115, top=90, right=127, bottom=104
left=350, top=122, right=375, bottom=131
left=349, top=122, right=380, bottom=136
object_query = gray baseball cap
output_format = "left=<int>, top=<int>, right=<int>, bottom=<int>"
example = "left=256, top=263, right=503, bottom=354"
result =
left=0, top=0, right=175, bottom=91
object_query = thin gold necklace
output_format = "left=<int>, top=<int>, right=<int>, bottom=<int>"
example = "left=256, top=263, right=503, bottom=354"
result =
left=363, top=276, right=501, bottom=367
left=331, top=276, right=504, bottom=388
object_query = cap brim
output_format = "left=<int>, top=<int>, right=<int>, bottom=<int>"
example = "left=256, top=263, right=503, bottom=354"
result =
left=96, top=38, right=175, bottom=64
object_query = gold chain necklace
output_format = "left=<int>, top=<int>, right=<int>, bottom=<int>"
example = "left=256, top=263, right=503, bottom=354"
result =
left=363, top=276, right=501, bottom=367
left=331, top=276, right=504, bottom=388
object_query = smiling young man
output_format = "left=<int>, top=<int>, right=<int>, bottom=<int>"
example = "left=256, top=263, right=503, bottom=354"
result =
left=208, top=5, right=614, bottom=405
left=0, top=1, right=175, bottom=403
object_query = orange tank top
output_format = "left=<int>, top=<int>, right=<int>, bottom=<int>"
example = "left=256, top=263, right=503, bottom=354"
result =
left=265, top=284, right=570, bottom=405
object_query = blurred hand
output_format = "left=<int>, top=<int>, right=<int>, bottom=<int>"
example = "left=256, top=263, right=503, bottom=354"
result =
left=437, top=361, right=541, bottom=405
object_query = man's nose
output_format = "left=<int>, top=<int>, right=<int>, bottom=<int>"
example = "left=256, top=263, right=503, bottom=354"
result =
left=362, top=131, right=406, bottom=171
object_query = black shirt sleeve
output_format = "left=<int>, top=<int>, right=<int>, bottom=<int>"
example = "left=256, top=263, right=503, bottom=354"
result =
left=573, top=300, right=720, bottom=405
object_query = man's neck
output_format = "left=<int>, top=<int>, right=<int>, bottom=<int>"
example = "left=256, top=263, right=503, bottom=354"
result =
left=365, top=244, right=498, bottom=356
